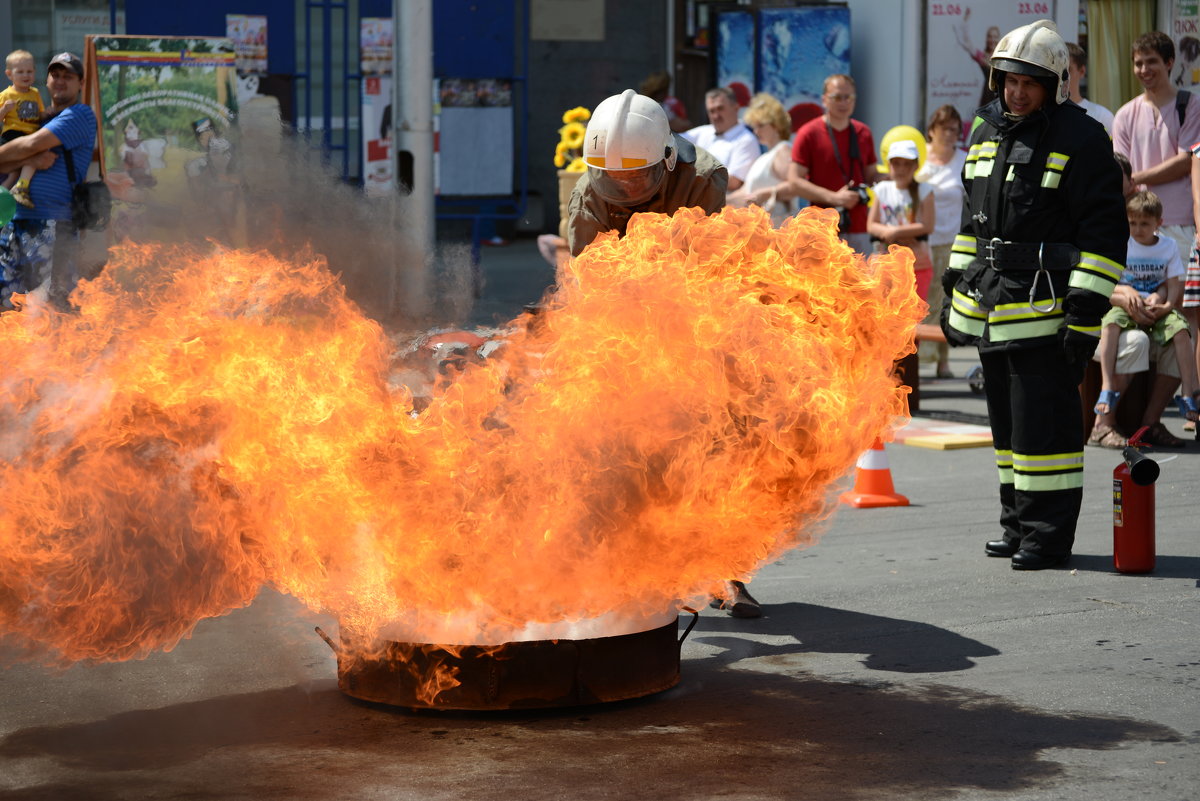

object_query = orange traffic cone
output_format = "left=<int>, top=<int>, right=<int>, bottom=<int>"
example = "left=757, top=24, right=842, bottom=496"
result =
left=840, top=438, right=909, bottom=508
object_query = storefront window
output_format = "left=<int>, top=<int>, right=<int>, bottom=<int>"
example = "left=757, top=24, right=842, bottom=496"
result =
left=7, top=0, right=126, bottom=69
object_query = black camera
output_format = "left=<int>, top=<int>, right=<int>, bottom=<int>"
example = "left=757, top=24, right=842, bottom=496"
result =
left=851, top=183, right=871, bottom=205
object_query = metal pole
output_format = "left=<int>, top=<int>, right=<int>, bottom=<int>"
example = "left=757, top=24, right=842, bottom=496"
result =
left=394, top=0, right=434, bottom=262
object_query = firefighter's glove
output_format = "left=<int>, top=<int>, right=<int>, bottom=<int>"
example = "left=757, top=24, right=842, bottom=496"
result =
left=1059, top=327, right=1099, bottom=384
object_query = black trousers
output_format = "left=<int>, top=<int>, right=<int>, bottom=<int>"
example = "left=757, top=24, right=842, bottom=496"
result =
left=979, top=346, right=1085, bottom=556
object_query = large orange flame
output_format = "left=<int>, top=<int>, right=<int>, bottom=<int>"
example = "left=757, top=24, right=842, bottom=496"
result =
left=0, top=206, right=923, bottom=664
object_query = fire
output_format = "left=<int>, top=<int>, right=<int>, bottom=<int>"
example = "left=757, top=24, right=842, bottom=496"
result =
left=0, top=205, right=923, bottom=665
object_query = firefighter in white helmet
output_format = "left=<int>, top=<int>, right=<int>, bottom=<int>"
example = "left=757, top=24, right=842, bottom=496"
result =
left=567, top=89, right=727, bottom=257
left=941, top=20, right=1126, bottom=570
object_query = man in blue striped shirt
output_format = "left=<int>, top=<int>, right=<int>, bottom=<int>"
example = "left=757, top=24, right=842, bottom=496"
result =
left=0, top=52, right=97, bottom=309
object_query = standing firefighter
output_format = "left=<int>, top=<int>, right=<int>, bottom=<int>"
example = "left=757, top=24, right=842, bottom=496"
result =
left=567, top=89, right=727, bottom=257
left=942, top=20, right=1127, bottom=570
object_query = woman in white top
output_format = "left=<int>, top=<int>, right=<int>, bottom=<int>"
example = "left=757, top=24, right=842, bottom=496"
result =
left=726, top=93, right=798, bottom=227
left=914, top=104, right=967, bottom=378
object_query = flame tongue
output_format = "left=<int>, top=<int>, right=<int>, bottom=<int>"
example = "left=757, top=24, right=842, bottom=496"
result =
left=0, top=206, right=922, bottom=662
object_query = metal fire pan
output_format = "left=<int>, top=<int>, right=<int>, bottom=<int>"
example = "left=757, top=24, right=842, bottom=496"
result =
left=318, top=609, right=699, bottom=711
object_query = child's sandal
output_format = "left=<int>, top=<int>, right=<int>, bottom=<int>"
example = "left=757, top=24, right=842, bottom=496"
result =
left=1094, top=389, right=1120, bottom=416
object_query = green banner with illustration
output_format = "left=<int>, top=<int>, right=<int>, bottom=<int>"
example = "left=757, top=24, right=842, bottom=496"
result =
left=86, top=35, right=242, bottom=244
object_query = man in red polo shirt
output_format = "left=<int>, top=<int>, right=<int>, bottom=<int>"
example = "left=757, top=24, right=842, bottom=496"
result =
left=787, top=74, right=878, bottom=253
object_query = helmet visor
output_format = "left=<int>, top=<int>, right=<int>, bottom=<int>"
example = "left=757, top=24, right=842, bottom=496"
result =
left=991, top=57, right=1055, bottom=81
left=588, top=163, right=666, bottom=207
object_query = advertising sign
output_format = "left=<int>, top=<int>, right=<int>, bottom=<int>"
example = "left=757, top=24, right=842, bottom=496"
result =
left=361, top=18, right=394, bottom=197
left=226, top=14, right=268, bottom=76
left=1172, top=0, right=1200, bottom=88
left=89, top=35, right=241, bottom=243
left=925, top=2, right=1057, bottom=132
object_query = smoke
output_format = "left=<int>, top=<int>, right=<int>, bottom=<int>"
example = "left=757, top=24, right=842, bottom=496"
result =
left=100, top=119, right=478, bottom=332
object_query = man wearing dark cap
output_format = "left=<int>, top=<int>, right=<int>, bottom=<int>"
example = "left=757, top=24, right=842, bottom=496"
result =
left=0, top=52, right=97, bottom=309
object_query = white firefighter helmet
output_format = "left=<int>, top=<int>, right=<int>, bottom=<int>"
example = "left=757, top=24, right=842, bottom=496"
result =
left=583, top=89, right=677, bottom=205
left=987, top=19, right=1070, bottom=105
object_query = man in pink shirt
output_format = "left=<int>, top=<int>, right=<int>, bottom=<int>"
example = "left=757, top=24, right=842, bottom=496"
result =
left=1112, top=31, right=1200, bottom=260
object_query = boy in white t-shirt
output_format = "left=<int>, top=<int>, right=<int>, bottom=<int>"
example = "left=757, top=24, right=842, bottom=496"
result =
left=1094, top=190, right=1200, bottom=427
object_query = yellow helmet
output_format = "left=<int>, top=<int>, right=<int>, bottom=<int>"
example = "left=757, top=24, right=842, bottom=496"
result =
left=988, top=19, right=1070, bottom=105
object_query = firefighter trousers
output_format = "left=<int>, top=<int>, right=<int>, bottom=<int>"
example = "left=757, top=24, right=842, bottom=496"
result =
left=979, top=346, right=1085, bottom=556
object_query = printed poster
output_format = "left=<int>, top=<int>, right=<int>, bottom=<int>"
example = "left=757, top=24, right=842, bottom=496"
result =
left=89, top=35, right=242, bottom=243
left=715, top=11, right=755, bottom=107
left=758, top=6, right=851, bottom=131
left=360, top=17, right=393, bottom=76
left=361, top=18, right=394, bottom=197
left=226, top=14, right=268, bottom=76
left=1172, top=0, right=1200, bottom=88
left=925, top=1, right=1057, bottom=133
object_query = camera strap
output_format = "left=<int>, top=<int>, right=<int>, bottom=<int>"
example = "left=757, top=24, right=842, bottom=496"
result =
left=825, top=118, right=861, bottom=186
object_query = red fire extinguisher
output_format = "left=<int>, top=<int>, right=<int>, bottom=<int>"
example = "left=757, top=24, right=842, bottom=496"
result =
left=1112, top=426, right=1160, bottom=574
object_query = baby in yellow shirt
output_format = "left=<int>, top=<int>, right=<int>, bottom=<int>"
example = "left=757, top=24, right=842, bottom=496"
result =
left=0, top=49, right=47, bottom=208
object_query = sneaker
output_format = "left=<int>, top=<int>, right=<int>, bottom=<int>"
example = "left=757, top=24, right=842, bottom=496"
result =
left=10, top=186, right=33, bottom=208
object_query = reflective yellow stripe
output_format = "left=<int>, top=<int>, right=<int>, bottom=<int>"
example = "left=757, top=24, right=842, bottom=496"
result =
left=951, top=289, right=988, bottom=319
left=988, top=298, right=1064, bottom=320
left=1078, top=252, right=1123, bottom=280
left=1046, top=151, right=1069, bottom=170
left=948, top=308, right=986, bottom=337
left=1013, top=451, right=1084, bottom=471
left=949, top=252, right=974, bottom=270
left=1014, top=470, right=1084, bottom=492
left=986, top=314, right=1064, bottom=341
left=978, top=141, right=998, bottom=158
left=1069, top=270, right=1118, bottom=297
left=975, top=158, right=995, bottom=178
left=1041, top=172, right=1062, bottom=188
left=1071, top=251, right=1123, bottom=299
left=995, top=449, right=1014, bottom=486
left=1067, top=323, right=1101, bottom=338
left=953, top=233, right=976, bottom=251
left=1013, top=451, right=1084, bottom=491
left=1005, top=165, right=1016, bottom=182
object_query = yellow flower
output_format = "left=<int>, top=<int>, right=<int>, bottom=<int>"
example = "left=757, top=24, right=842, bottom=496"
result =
left=562, top=106, right=590, bottom=124
left=554, top=151, right=567, bottom=168
left=559, top=121, right=586, bottom=150
left=565, top=157, right=587, bottom=172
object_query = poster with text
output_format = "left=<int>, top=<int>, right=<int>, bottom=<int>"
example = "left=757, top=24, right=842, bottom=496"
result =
left=360, top=17, right=393, bottom=76
left=226, top=14, right=268, bottom=76
left=55, top=9, right=125, bottom=57
left=362, top=75, right=394, bottom=198
left=90, top=35, right=242, bottom=244
left=1172, top=0, right=1200, bottom=88
left=925, top=1, right=1056, bottom=134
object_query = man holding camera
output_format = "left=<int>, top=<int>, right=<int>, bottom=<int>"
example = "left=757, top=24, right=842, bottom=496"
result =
left=0, top=52, right=95, bottom=310
left=788, top=73, right=878, bottom=252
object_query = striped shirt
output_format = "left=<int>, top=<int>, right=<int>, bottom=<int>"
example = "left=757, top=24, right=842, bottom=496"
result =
left=16, top=101, right=97, bottom=223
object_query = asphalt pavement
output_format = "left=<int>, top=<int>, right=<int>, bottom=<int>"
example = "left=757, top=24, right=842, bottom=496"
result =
left=0, top=235, right=1196, bottom=801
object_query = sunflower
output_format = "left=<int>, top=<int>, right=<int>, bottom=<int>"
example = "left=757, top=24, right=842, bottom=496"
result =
left=561, top=106, right=591, bottom=124
left=564, top=157, right=587, bottom=173
left=559, top=121, right=586, bottom=150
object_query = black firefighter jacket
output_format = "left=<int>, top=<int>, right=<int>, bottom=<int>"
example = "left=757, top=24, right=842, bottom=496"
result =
left=941, top=98, right=1128, bottom=353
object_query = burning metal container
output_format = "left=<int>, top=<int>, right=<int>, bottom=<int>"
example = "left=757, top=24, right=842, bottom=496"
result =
left=317, top=608, right=698, bottom=710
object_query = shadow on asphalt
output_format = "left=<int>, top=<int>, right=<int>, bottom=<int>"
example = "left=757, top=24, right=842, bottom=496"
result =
left=0, top=607, right=1181, bottom=801
left=0, top=668, right=1180, bottom=801
left=1059, top=552, right=1200, bottom=579
left=690, top=601, right=998, bottom=673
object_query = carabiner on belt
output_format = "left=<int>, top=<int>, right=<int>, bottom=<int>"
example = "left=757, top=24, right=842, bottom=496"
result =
left=1028, top=242, right=1058, bottom=313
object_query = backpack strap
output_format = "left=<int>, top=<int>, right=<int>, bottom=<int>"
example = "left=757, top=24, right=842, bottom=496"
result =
left=1177, top=89, right=1190, bottom=127
left=60, top=144, right=79, bottom=186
